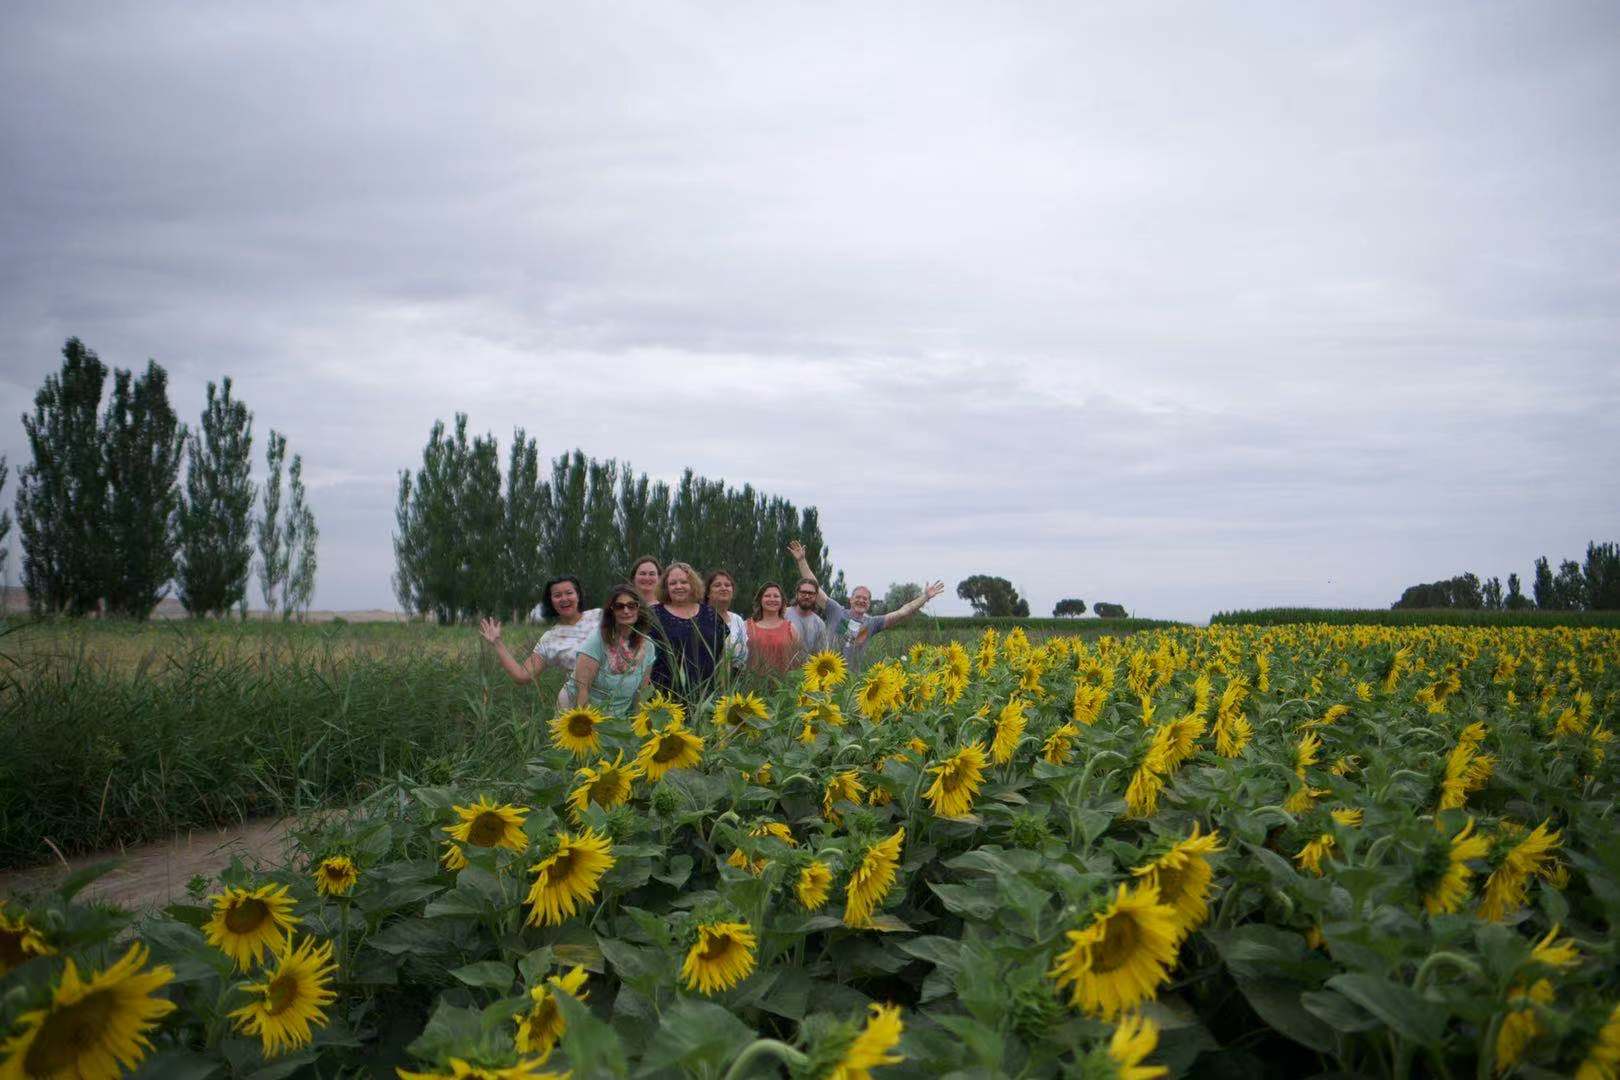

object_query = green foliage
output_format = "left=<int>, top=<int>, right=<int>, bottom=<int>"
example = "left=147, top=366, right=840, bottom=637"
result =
left=1211, top=607, right=1620, bottom=628
left=256, top=431, right=288, bottom=612
left=1393, top=572, right=1483, bottom=610
left=101, top=362, right=186, bottom=619
left=17, top=338, right=110, bottom=616
left=955, top=575, right=1029, bottom=618
left=880, top=582, right=923, bottom=615
left=177, top=378, right=256, bottom=617
left=1582, top=541, right=1620, bottom=609
left=1092, top=602, right=1128, bottom=619
left=284, top=452, right=319, bottom=618
left=0, top=455, right=10, bottom=584
left=1052, top=598, right=1087, bottom=617
left=394, top=418, right=835, bottom=623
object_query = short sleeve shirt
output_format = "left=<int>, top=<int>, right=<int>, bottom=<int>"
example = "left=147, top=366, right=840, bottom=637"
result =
left=563, top=631, right=656, bottom=715
left=785, top=606, right=828, bottom=654
left=531, top=609, right=603, bottom=670
left=822, top=596, right=887, bottom=670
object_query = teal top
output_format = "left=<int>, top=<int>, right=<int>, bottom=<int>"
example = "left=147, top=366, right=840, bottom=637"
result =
left=562, top=631, right=656, bottom=714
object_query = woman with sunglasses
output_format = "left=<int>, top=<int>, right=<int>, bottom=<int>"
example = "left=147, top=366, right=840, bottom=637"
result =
left=563, top=584, right=657, bottom=714
left=479, top=574, right=602, bottom=708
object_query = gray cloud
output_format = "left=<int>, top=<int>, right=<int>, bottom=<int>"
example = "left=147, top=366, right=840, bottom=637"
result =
left=2, top=1, right=1618, bottom=622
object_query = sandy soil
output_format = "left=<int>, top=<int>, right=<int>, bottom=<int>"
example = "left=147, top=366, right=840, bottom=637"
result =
left=0, top=819, right=299, bottom=911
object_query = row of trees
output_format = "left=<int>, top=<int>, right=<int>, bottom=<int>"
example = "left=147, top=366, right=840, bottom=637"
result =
left=1392, top=541, right=1620, bottom=612
left=9, top=338, right=317, bottom=619
left=391, top=416, right=836, bottom=624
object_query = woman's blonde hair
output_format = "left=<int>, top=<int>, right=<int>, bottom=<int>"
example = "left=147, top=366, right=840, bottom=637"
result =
left=659, top=561, right=704, bottom=604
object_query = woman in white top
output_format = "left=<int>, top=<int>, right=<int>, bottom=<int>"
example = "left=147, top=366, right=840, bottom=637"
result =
left=478, top=575, right=602, bottom=708
left=704, top=568, right=749, bottom=670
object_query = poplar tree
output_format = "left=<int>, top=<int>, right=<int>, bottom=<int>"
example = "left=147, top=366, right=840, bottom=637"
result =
left=257, top=431, right=288, bottom=612
left=283, top=453, right=319, bottom=618
left=500, top=429, right=547, bottom=621
left=17, top=338, right=110, bottom=615
left=101, top=362, right=186, bottom=618
left=177, top=379, right=256, bottom=617
left=0, top=456, right=10, bottom=586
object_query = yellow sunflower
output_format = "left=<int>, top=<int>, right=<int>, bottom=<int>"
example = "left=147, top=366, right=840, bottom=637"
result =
left=524, top=828, right=615, bottom=927
left=550, top=705, right=606, bottom=758
left=681, top=921, right=757, bottom=995
left=823, top=770, right=866, bottom=824
left=1160, top=715, right=1205, bottom=770
left=1496, top=979, right=1555, bottom=1072
left=712, top=692, right=770, bottom=733
left=1105, top=1014, right=1168, bottom=1080
left=568, top=752, right=640, bottom=821
left=1421, top=817, right=1491, bottom=915
left=1576, top=1001, right=1620, bottom=1080
left=1130, top=824, right=1224, bottom=940
left=229, top=934, right=338, bottom=1057
left=855, top=665, right=904, bottom=721
left=727, top=821, right=797, bottom=876
left=632, top=693, right=685, bottom=738
left=826, top=1003, right=904, bottom=1080
left=441, top=842, right=469, bottom=872
left=804, top=650, right=849, bottom=692
left=925, top=743, right=987, bottom=818
left=0, top=904, right=53, bottom=974
left=0, top=941, right=175, bottom=1080
left=514, top=965, right=588, bottom=1060
left=1330, top=808, right=1363, bottom=828
left=313, top=855, right=359, bottom=898
left=797, top=861, right=834, bottom=911
left=802, top=699, right=846, bottom=730
left=1043, top=723, right=1080, bottom=766
left=397, top=1059, right=567, bottom=1080
left=446, top=797, right=530, bottom=854
left=1479, top=820, right=1561, bottom=922
left=844, top=827, right=905, bottom=928
left=1295, top=834, right=1336, bottom=877
left=204, top=883, right=301, bottom=970
left=990, top=698, right=1027, bottom=765
left=1048, top=882, right=1181, bottom=1018
left=636, top=722, right=704, bottom=781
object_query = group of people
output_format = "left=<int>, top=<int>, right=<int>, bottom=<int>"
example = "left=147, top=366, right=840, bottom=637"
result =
left=477, top=543, right=945, bottom=716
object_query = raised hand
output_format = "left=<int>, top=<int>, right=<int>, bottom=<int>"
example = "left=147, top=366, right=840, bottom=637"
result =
left=787, top=540, right=806, bottom=561
left=478, top=617, right=503, bottom=645
left=923, top=581, right=946, bottom=602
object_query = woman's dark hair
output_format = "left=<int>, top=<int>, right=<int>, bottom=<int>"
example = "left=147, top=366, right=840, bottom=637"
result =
left=751, top=581, right=786, bottom=622
left=600, top=584, right=651, bottom=647
left=704, top=568, right=735, bottom=604
left=540, top=575, right=585, bottom=620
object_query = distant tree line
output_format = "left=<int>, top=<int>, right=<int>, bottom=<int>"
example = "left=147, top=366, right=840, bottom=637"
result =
left=391, top=415, right=835, bottom=624
left=7, top=338, right=317, bottom=619
left=1393, top=541, right=1620, bottom=612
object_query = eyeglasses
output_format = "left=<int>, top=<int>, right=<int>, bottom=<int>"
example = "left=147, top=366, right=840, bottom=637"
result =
left=611, top=600, right=640, bottom=612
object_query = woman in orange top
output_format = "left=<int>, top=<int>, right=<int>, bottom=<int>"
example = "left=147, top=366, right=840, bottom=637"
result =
left=745, top=582, right=803, bottom=677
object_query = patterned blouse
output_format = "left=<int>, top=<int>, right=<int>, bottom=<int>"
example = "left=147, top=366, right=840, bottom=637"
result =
left=530, top=609, right=603, bottom=671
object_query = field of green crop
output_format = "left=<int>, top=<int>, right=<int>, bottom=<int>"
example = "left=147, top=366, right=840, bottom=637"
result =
left=1210, top=607, right=1620, bottom=628
left=3, top=619, right=1617, bottom=1078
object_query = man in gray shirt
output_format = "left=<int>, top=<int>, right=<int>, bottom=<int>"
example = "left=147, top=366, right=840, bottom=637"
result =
left=787, top=540, right=945, bottom=672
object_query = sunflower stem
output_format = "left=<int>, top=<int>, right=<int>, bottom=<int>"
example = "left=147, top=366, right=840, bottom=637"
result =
left=1413, top=951, right=1483, bottom=994
left=722, top=1038, right=808, bottom=1080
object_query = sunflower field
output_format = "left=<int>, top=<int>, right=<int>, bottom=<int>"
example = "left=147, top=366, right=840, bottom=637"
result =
left=3, top=624, right=1619, bottom=1079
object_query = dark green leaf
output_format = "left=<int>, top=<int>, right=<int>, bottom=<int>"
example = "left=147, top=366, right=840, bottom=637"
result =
left=1326, top=973, right=1447, bottom=1048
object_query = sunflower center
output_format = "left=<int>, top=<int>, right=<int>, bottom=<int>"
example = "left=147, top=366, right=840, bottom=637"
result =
left=468, top=812, right=509, bottom=848
left=1155, top=863, right=1188, bottom=906
left=224, top=898, right=270, bottom=934
left=265, top=973, right=299, bottom=1015
left=0, top=929, right=28, bottom=970
left=1092, top=913, right=1142, bottom=973
left=568, top=714, right=595, bottom=738
left=24, top=989, right=118, bottom=1073
left=653, top=736, right=686, bottom=764
left=543, top=848, right=579, bottom=884
left=699, top=935, right=738, bottom=962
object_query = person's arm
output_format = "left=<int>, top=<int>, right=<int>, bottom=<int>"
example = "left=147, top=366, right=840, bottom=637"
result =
left=877, top=581, right=946, bottom=632
left=572, top=652, right=600, bottom=707
left=787, top=540, right=830, bottom=607
left=479, top=617, right=543, bottom=684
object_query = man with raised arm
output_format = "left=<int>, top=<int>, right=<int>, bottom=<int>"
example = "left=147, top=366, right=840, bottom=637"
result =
left=787, top=540, right=945, bottom=672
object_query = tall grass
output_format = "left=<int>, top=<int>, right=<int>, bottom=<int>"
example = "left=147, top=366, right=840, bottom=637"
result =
left=1, top=613, right=1172, bottom=868
left=1209, top=606, right=1620, bottom=628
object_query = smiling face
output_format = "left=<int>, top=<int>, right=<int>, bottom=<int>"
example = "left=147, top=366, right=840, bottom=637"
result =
left=549, top=581, right=580, bottom=617
left=850, top=587, right=872, bottom=615
left=760, top=586, right=783, bottom=616
left=664, top=567, right=694, bottom=604
left=794, top=582, right=819, bottom=612
left=610, top=594, right=641, bottom=626
left=708, top=574, right=735, bottom=609
left=632, top=560, right=661, bottom=599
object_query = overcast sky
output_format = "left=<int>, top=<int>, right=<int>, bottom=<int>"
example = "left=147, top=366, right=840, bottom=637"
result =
left=3, top=2, right=1618, bottom=622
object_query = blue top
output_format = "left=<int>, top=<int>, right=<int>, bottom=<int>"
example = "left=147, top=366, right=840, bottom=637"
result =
left=650, top=603, right=727, bottom=701
left=562, top=630, right=656, bottom=715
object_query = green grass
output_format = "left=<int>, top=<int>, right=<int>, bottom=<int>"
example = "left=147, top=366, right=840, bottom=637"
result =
left=1208, top=606, right=1620, bottom=628
left=0, top=614, right=1172, bottom=867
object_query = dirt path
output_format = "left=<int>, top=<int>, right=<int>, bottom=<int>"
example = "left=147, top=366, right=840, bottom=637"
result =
left=0, top=819, right=299, bottom=911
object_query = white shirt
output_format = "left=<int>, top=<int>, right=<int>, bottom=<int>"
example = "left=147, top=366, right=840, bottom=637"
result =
left=719, top=609, right=749, bottom=667
left=531, top=609, right=603, bottom=671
